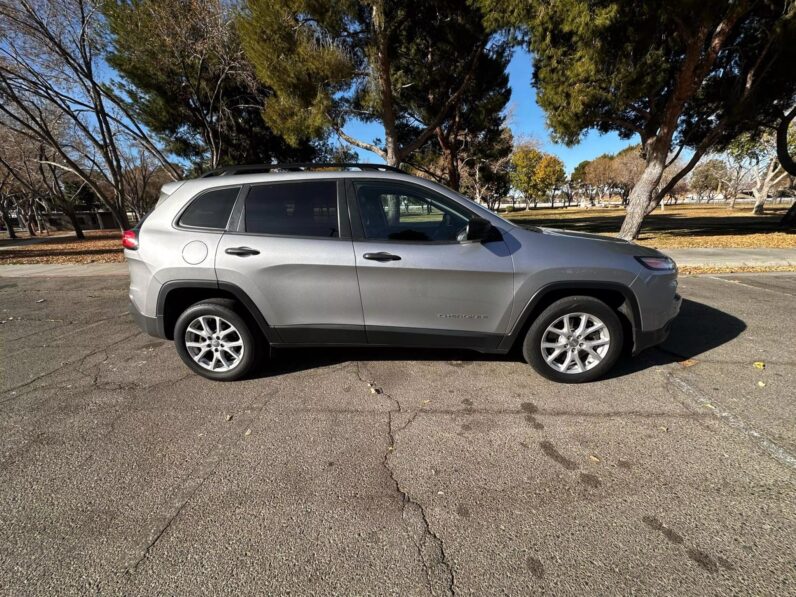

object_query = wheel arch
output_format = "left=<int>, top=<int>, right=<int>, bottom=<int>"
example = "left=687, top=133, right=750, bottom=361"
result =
left=156, top=280, right=278, bottom=343
left=502, top=281, right=640, bottom=353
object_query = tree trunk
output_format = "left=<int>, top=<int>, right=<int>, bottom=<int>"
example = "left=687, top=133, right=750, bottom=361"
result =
left=445, top=148, right=460, bottom=192
left=1, top=204, right=16, bottom=239
left=752, top=188, right=769, bottom=215
left=776, top=107, right=796, bottom=176
left=385, top=194, right=400, bottom=225
left=19, top=209, right=36, bottom=236
left=618, top=151, right=667, bottom=240
left=107, top=201, right=131, bottom=230
left=780, top=200, right=796, bottom=227
left=65, top=210, right=85, bottom=239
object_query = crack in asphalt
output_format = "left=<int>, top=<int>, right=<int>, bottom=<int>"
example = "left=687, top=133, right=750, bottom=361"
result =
left=0, top=330, right=143, bottom=403
left=122, top=388, right=276, bottom=573
left=0, top=311, right=127, bottom=344
left=355, top=362, right=455, bottom=597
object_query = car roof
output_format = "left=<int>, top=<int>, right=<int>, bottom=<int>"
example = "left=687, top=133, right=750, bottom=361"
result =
left=199, top=162, right=404, bottom=177
left=176, top=169, right=421, bottom=195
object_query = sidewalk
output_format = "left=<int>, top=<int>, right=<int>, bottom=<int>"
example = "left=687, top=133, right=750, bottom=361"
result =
left=0, top=263, right=128, bottom=277
left=664, top=248, right=796, bottom=268
left=0, top=248, right=795, bottom=277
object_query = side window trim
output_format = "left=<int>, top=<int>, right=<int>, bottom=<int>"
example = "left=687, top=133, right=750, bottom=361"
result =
left=173, top=184, right=245, bottom=232
left=346, top=178, right=477, bottom=244
left=232, top=178, right=349, bottom=240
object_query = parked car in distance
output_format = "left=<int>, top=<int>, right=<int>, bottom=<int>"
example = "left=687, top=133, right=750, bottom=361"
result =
left=124, top=163, right=681, bottom=383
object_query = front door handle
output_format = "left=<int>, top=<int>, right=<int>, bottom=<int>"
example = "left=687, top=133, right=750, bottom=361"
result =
left=225, top=246, right=260, bottom=257
left=363, top=252, right=401, bottom=262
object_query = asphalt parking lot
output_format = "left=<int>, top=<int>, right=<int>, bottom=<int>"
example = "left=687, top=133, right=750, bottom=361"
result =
left=1, top=273, right=794, bottom=595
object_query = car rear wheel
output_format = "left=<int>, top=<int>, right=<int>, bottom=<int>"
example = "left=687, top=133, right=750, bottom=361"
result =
left=174, top=300, right=258, bottom=381
left=522, top=296, right=623, bottom=383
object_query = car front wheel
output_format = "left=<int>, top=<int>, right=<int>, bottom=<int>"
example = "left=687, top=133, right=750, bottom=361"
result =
left=522, top=296, right=623, bottom=383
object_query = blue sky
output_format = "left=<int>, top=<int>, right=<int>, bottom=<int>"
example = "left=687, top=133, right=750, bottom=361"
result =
left=342, top=48, right=634, bottom=174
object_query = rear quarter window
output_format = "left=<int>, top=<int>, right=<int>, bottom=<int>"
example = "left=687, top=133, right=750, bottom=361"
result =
left=178, top=187, right=240, bottom=229
left=244, top=180, right=338, bottom=238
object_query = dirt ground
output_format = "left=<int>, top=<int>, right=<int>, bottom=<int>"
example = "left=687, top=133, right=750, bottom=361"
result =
left=0, top=204, right=793, bottom=264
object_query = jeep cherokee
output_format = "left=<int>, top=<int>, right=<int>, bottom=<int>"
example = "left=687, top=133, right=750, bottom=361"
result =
left=124, top=163, right=681, bottom=383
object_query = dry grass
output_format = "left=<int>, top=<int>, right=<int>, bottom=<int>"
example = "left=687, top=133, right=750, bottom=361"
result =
left=0, top=231, right=123, bottom=264
left=679, top=265, right=796, bottom=275
left=634, top=232, right=795, bottom=249
left=507, top=204, right=795, bottom=249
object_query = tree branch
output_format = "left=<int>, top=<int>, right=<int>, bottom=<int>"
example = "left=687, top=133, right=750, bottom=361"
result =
left=332, top=124, right=387, bottom=159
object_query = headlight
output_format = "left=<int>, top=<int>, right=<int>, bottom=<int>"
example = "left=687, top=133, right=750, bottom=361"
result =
left=635, top=256, right=676, bottom=271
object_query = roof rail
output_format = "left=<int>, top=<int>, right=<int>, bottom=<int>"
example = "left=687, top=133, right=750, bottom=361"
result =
left=199, top=162, right=405, bottom=178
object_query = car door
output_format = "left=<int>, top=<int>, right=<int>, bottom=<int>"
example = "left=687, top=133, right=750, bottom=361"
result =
left=215, top=178, right=365, bottom=344
left=348, top=179, right=515, bottom=349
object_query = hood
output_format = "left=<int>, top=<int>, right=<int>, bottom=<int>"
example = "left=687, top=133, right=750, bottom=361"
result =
left=510, top=225, right=665, bottom=258
left=539, top=227, right=631, bottom=245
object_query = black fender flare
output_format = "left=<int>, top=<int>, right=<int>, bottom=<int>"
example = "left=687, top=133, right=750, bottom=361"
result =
left=499, top=281, right=641, bottom=352
left=156, top=279, right=279, bottom=343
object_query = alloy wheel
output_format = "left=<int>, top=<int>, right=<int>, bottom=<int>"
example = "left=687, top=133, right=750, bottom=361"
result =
left=184, top=315, right=245, bottom=372
left=540, top=312, right=611, bottom=374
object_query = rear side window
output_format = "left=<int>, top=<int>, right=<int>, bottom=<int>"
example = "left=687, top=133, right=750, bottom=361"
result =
left=245, top=181, right=338, bottom=238
left=178, top=187, right=240, bottom=229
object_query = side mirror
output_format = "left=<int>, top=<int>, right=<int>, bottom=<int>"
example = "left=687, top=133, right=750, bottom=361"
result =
left=464, top=216, right=493, bottom=242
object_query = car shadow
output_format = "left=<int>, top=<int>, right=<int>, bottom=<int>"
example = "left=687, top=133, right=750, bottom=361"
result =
left=605, top=297, right=747, bottom=380
left=251, top=298, right=746, bottom=381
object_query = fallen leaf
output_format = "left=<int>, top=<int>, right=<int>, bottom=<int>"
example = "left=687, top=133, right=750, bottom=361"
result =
left=679, top=359, right=698, bottom=368
left=244, top=428, right=252, bottom=436
left=704, top=403, right=716, bottom=410
left=753, top=361, right=765, bottom=370
left=658, top=426, right=670, bottom=432
left=589, top=454, right=601, bottom=463
left=757, top=381, right=766, bottom=388
left=422, top=399, right=431, bottom=405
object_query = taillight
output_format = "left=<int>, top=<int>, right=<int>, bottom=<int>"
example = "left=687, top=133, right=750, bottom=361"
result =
left=122, top=229, right=138, bottom=250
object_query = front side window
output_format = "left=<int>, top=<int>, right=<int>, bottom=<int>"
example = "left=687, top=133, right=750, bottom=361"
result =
left=178, top=187, right=240, bottom=229
left=354, top=182, right=470, bottom=242
left=245, top=181, right=338, bottom=238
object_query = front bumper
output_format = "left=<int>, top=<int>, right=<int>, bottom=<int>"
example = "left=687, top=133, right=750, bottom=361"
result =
left=633, top=292, right=682, bottom=354
left=129, top=300, right=164, bottom=338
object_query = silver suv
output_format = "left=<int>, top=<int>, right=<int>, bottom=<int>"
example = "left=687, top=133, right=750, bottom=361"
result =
left=124, top=163, right=681, bottom=383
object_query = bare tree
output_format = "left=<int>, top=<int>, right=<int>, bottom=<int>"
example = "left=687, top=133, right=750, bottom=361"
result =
left=121, top=148, right=175, bottom=220
left=724, top=131, right=792, bottom=214
left=0, top=125, right=89, bottom=238
left=0, top=168, right=18, bottom=238
left=0, top=0, right=179, bottom=229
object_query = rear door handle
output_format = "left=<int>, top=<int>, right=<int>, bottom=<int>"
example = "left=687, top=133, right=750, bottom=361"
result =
left=225, top=246, right=260, bottom=256
left=363, top=252, right=401, bottom=262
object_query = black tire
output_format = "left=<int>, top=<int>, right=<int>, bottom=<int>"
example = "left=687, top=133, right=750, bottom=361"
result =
left=174, top=299, right=258, bottom=381
left=522, top=296, right=623, bottom=383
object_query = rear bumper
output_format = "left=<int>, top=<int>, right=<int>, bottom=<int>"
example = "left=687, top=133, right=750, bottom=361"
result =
left=633, top=293, right=682, bottom=354
left=129, top=300, right=165, bottom=338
